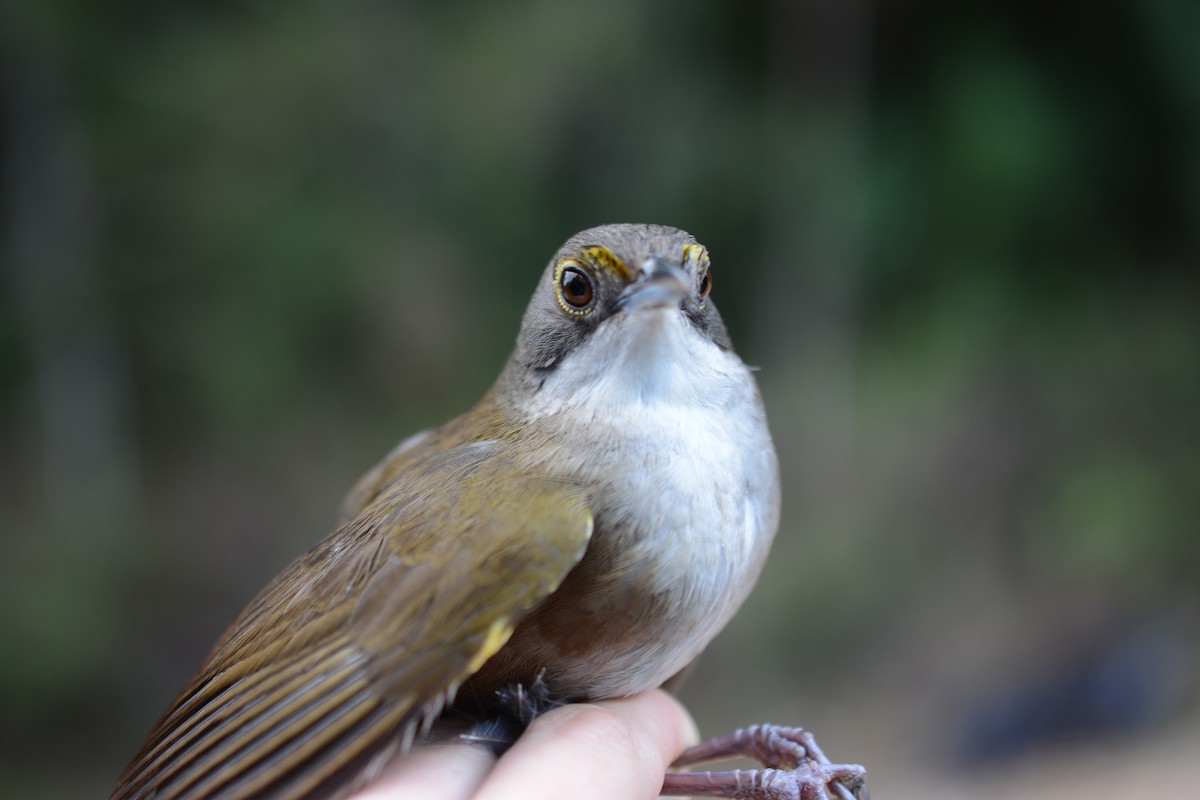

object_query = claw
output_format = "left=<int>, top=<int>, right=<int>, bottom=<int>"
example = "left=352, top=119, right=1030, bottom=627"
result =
left=662, top=722, right=867, bottom=799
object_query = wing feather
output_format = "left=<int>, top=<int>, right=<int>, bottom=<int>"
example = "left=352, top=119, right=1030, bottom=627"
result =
left=112, top=440, right=592, bottom=800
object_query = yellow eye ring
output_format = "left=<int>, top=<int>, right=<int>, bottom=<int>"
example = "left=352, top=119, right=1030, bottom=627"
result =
left=554, top=261, right=596, bottom=316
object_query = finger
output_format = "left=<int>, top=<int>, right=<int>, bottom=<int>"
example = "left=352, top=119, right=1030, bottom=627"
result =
left=473, top=690, right=697, bottom=800
left=349, top=741, right=496, bottom=800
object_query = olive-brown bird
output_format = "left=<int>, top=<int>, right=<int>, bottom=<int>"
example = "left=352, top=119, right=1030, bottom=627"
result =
left=112, top=224, right=865, bottom=800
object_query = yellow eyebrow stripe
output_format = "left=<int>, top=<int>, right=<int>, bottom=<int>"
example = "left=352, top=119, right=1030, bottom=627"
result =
left=583, top=245, right=633, bottom=279
left=682, top=243, right=709, bottom=268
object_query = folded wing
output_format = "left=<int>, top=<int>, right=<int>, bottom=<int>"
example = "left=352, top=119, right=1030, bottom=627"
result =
left=113, top=441, right=593, bottom=800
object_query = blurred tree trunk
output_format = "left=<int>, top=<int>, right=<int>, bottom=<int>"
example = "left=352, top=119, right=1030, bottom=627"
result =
left=756, top=0, right=870, bottom=515
left=1, top=8, right=142, bottom=655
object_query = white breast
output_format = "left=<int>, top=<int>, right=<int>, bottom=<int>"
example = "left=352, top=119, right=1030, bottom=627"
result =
left=514, top=308, right=780, bottom=694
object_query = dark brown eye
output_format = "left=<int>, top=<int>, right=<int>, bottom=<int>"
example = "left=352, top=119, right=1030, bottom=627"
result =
left=560, top=266, right=594, bottom=308
left=698, top=268, right=712, bottom=301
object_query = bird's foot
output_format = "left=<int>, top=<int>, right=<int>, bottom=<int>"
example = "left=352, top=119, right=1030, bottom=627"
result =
left=661, top=724, right=867, bottom=800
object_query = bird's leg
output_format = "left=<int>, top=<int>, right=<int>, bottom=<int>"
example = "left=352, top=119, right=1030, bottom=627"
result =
left=661, top=724, right=867, bottom=800
left=458, top=671, right=563, bottom=755
left=493, top=670, right=562, bottom=726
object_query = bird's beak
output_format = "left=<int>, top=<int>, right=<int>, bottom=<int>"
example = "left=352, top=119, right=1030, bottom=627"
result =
left=615, top=257, right=691, bottom=312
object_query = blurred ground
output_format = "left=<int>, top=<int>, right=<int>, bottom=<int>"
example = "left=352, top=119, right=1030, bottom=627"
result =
left=874, top=714, right=1200, bottom=799
left=916, top=726, right=1200, bottom=799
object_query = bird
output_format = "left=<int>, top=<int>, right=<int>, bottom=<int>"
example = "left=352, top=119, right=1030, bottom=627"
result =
left=111, top=223, right=865, bottom=800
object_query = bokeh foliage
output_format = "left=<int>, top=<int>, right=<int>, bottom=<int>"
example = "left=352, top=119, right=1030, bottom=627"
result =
left=2, top=1, right=1197, bottom=797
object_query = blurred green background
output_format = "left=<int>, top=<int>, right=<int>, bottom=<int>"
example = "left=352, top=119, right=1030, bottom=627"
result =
left=2, top=1, right=1198, bottom=798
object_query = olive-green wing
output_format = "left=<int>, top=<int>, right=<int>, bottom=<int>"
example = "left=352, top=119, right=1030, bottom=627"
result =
left=112, top=441, right=593, bottom=800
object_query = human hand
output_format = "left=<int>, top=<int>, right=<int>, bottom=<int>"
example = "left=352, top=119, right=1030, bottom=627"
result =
left=350, top=689, right=699, bottom=800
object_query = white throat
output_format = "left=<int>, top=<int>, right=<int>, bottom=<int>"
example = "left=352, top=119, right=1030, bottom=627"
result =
left=516, top=308, right=749, bottom=419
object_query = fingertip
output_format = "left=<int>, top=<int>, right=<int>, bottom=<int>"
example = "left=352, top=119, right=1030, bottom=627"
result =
left=612, top=689, right=700, bottom=753
left=660, top=690, right=701, bottom=750
left=350, top=742, right=495, bottom=800
left=475, top=692, right=697, bottom=800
